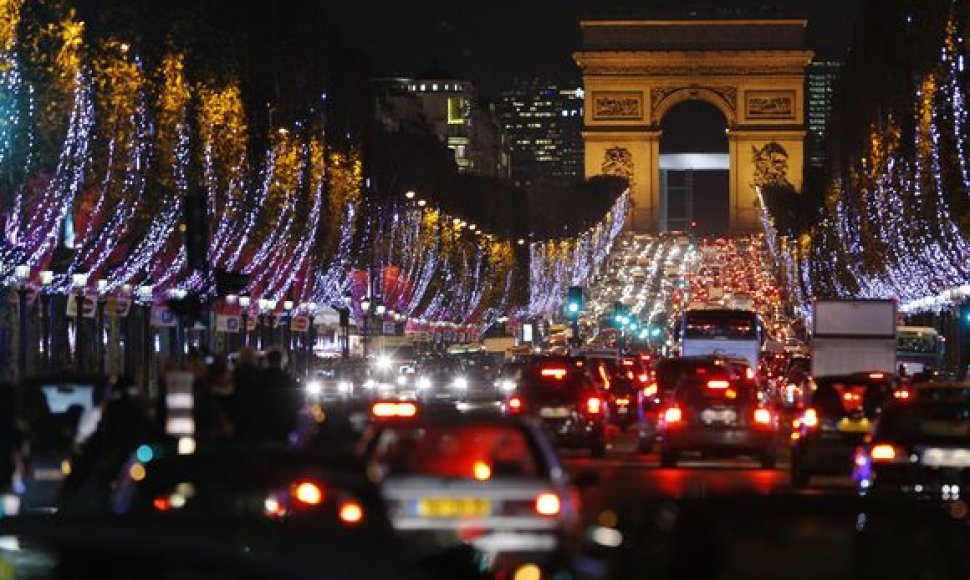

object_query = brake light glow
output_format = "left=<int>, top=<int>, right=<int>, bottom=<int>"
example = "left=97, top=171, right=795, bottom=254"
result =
left=644, top=383, right=658, bottom=397
left=371, top=401, right=418, bottom=418
left=473, top=461, right=492, bottom=481
left=507, top=396, right=523, bottom=414
left=338, top=501, right=364, bottom=525
left=893, top=389, right=912, bottom=400
left=535, top=493, right=561, bottom=516
left=753, top=408, right=772, bottom=425
left=707, top=380, right=730, bottom=389
left=293, top=481, right=324, bottom=505
left=664, top=407, right=683, bottom=424
left=868, top=373, right=885, bottom=379
left=622, top=359, right=635, bottom=367
left=745, top=368, right=755, bottom=380
left=586, top=396, right=603, bottom=414
left=870, top=444, right=898, bottom=462
left=638, top=373, right=649, bottom=384
left=540, top=368, right=568, bottom=380
left=802, top=408, right=819, bottom=429
left=153, top=497, right=171, bottom=511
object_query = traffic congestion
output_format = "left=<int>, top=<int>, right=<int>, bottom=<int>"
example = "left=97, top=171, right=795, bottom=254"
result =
left=0, top=233, right=968, bottom=579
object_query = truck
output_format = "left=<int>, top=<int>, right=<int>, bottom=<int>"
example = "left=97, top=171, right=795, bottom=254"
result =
left=810, top=299, right=897, bottom=378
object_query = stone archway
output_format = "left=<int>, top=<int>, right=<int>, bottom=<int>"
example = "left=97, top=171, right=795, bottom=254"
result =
left=575, top=17, right=813, bottom=232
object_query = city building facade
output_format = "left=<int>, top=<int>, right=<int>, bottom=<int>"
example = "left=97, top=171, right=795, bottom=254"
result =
left=374, top=69, right=509, bottom=178
left=494, top=79, right=584, bottom=187
left=805, top=60, right=844, bottom=170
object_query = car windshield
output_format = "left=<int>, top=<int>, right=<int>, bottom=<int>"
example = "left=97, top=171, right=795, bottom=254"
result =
left=371, top=424, right=541, bottom=479
left=684, top=312, right=758, bottom=339
left=877, top=402, right=970, bottom=442
left=676, top=378, right=758, bottom=405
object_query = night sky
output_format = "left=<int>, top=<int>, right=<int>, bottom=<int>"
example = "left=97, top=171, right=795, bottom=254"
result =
left=326, top=0, right=866, bottom=97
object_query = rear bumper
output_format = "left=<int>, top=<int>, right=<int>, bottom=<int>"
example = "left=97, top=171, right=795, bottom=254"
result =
left=793, top=432, right=865, bottom=475
left=538, top=418, right=605, bottom=447
left=662, top=427, right=775, bottom=454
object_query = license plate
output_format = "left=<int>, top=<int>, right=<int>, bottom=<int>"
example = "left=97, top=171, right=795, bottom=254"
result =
left=418, top=498, right=492, bottom=518
left=701, top=409, right=736, bottom=424
left=539, top=407, right=571, bottom=419
left=922, top=448, right=970, bottom=468
left=836, top=418, right=872, bottom=433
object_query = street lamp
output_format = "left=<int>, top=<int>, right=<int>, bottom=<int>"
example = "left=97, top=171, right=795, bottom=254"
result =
left=71, top=273, right=89, bottom=373
left=95, top=278, right=108, bottom=375
left=239, top=295, right=251, bottom=347
left=39, top=270, right=53, bottom=372
left=136, top=283, right=153, bottom=388
left=360, top=296, right=372, bottom=359
left=14, top=265, right=29, bottom=381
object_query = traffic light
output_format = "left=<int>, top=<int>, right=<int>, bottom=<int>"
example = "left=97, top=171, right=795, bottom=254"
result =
left=612, top=302, right=629, bottom=328
left=566, top=286, right=584, bottom=318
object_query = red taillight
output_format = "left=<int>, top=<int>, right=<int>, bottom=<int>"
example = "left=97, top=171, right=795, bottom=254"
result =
left=507, top=395, right=523, bottom=414
left=372, top=401, right=418, bottom=418
left=622, top=359, right=635, bottom=367
left=664, top=407, right=683, bottom=424
left=535, top=493, right=561, bottom=516
left=586, top=396, right=603, bottom=414
left=870, top=443, right=900, bottom=462
left=753, top=408, right=772, bottom=425
left=292, top=481, right=324, bottom=506
left=338, top=501, right=365, bottom=525
left=153, top=497, right=171, bottom=511
left=868, top=372, right=885, bottom=379
left=637, top=373, right=649, bottom=384
left=745, top=368, right=755, bottom=380
left=707, top=380, right=730, bottom=389
left=541, top=368, right=568, bottom=380
left=644, top=382, right=658, bottom=397
left=893, top=389, right=912, bottom=401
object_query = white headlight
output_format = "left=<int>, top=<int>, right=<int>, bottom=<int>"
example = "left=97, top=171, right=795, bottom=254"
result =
left=363, top=379, right=377, bottom=389
left=417, top=377, right=432, bottom=390
left=375, top=356, right=392, bottom=371
left=337, top=381, right=353, bottom=393
left=499, top=380, right=516, bottom=392
left=396, top=375, right=407, bottom=386
left=306, top=381, right=322, bottom=396
left=452, top=377, right=468, bottom=390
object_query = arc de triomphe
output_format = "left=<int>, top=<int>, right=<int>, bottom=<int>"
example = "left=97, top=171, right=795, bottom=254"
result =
left=575, top=18, right=814, bottom=231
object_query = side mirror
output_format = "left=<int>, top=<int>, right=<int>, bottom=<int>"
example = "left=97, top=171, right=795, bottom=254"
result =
left=572, top=469, right=600, bottom=488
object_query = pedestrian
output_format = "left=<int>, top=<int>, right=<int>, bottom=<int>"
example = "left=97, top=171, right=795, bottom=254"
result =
left=60, top=376, right=158, bottom=512
left=257, top=349, right=302, bottom=442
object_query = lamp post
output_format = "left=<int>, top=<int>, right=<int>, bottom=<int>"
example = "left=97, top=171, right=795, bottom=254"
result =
left=136, top=283, right=153, bottom=390
left=360, top=296, right=371, bottom=359
left=283, top=299, right=294, bottom=353
left=225, top=294, right=238, bottom=353
left=96, top=278, right=107, bottom=375
left=239, top=295, right=251, bottom=348
left=39, top=270, right=53, bottom=373
left=304, top=301, right=317, bottom=377
left=71, top=272, right=88, bottom=374
left=14, top=265, right=30, bottom=381
left=340, top=291, right=351, bottom=360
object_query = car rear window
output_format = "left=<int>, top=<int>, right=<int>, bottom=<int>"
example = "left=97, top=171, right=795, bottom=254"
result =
left=371, top=425, right=540, bottom=479
left=878, top=402, right=970, bottom=441
left=811, top=378, right=892, bottom=419
left=676, top=379, right=758, bottom=406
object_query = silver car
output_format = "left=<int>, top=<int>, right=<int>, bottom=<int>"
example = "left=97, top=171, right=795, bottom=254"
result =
left=360, top=412, right=583, bottom=575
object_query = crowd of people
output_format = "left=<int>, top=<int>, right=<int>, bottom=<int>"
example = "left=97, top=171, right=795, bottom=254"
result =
left=1, top=347, right=306, bottom=511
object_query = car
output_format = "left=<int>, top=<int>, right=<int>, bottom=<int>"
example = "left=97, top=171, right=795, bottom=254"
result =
left=854, top=383, right=970, bottom=497
left=414, top=357, right=469, bottom=401
left=790, top=372, right=897, bottom=487
left=359, top=409, right=584, bottom=577
left=111, top=443, right=390, bottom=538
left=505, top=356, right=608, bottom=457
left=656, top=365, right=778, bottom=468
left=307, top=361, right=369, bottom=401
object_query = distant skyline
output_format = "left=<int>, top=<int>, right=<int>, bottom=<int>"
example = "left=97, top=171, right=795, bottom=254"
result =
left=327, top=0, right=865, bottom=96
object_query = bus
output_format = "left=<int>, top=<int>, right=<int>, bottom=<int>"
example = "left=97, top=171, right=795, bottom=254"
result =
left=680, top=308, right=763, bottom=371
left=896, top=326, right=943, bottom=375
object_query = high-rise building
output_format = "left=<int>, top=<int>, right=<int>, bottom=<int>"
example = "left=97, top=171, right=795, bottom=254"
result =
left=806, top=61, right=843, bottom=170
left=494, top=79, right=584, bottom=187
left=373, top=68, right=509, bottom=178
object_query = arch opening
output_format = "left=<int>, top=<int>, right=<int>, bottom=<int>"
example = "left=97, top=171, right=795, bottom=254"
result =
left=659, top=100, right=730, bottom=233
